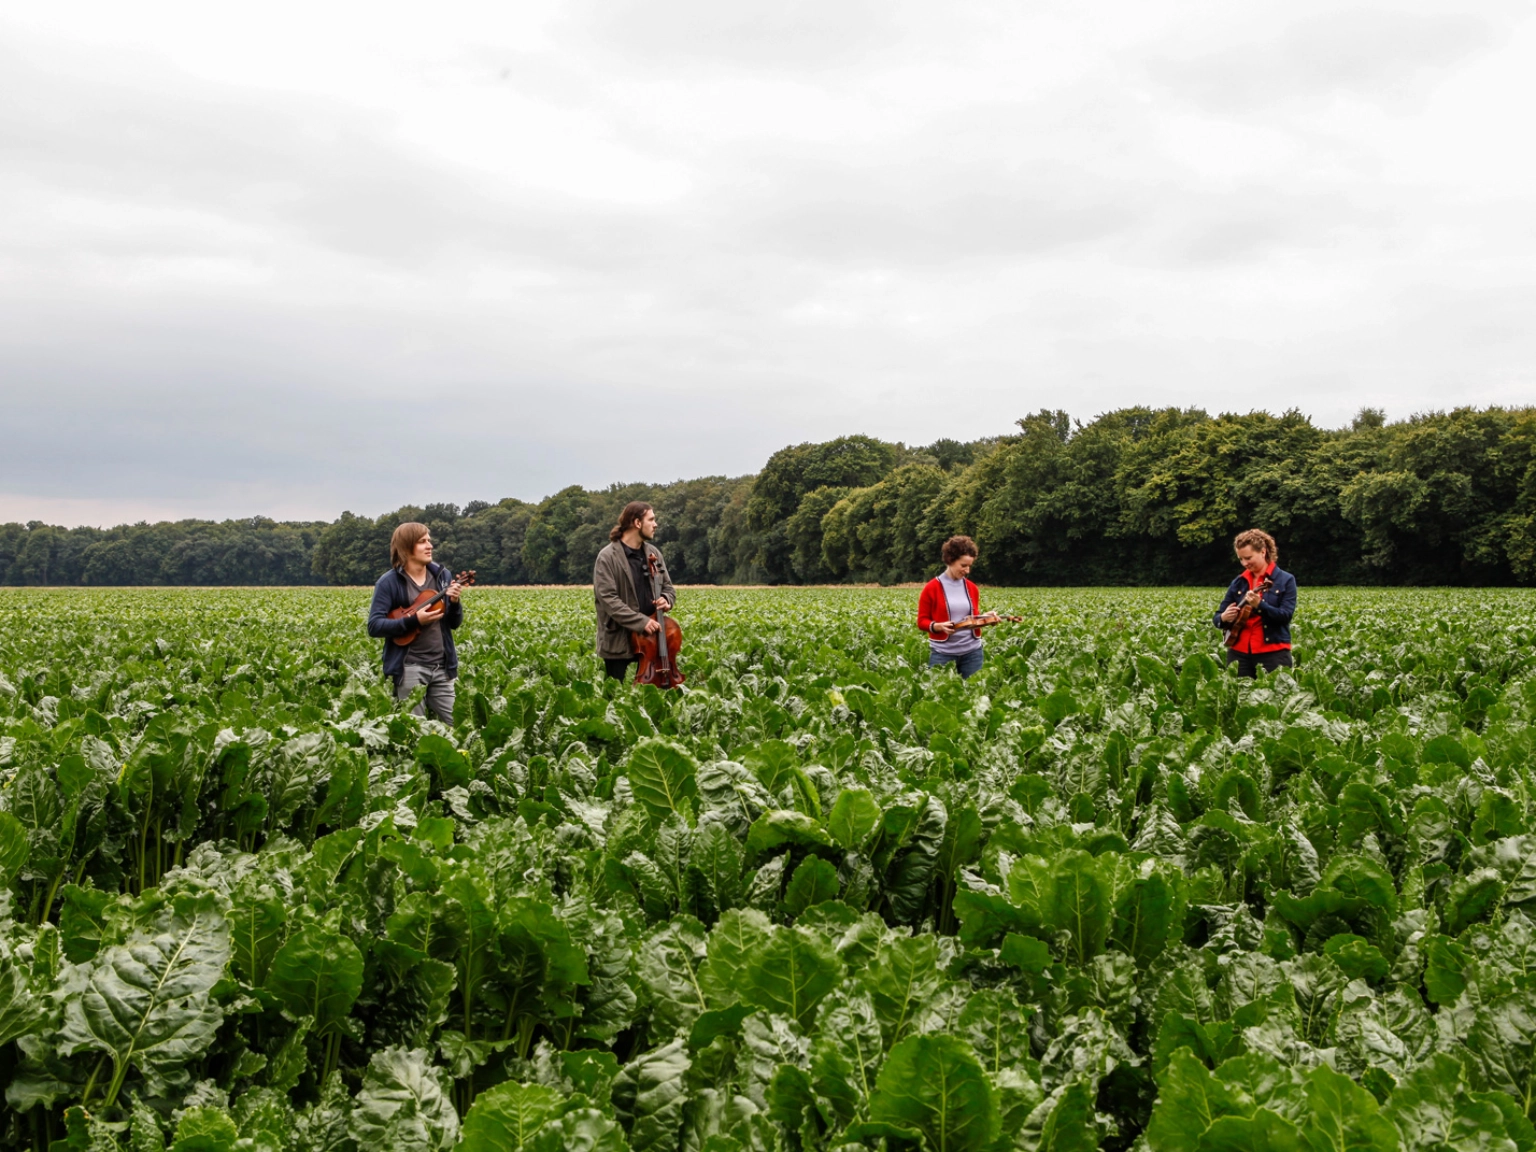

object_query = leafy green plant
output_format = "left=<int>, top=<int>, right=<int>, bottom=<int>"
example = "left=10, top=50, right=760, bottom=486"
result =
left=3, top=585, right=1536, bottom=1152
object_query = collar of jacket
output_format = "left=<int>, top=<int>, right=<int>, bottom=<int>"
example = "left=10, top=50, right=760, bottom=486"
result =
left=609, top=540, right=662, bottom=569
left=1232, top=566, right=1287, bottom=589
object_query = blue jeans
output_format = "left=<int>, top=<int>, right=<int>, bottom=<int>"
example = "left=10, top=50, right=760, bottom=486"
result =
left=930, top=647, right=984, bottom=679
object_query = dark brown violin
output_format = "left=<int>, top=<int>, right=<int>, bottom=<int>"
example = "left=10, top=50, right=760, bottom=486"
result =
left=1224, top=576, right=1273, bottom=649
left=388, top=569, right=475, bottom=646
left=631, top=553, right=685, bottom=689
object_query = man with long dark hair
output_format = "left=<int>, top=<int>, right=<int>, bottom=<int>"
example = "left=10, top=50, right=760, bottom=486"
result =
left=593, top=501, right=676, bottom=681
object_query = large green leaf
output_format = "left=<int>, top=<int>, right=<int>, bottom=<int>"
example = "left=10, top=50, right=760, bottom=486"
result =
left=1319, top=855, right=1398, bottom=917
left=865, top=934, right=944, bottom=1047
left=257, top=731, right=335, bottom=832
left=694, top=761, right=774, bottom=838
left=739, top=925, right=842, bottom=1027
left=1051, top=850, right=1111, bottom=966
left=745, top=810, right=835, bottom=856
left=0, top=811, right=31, bottom=885
left=782, top=856, right=840, bottom=917
left=9, top=766, right=61, bottom=881
left=1146, top=1049, right=1254, bottom=1152
left=172, top=1105, right=239, bottom=1152
left=573, top=908, right=637, bottom=1044
left=688, top=821, right=744, bottom=919
left=698, top=908, right=773, bottom=1008
left=937, top=804, right=983, bottom=879
left=811, top=986, right=884, bottom=1128
left=1446, top=869, right=1505, bottom=935
left=527, top=1109, right=628, bottom=1152
left=626, top=739, right=700, bottom=824
left=59, top=884, right=114, bottom=964
left=459, top=1080, right=567, bottom=1151
left=415, top=733, right=471, bottom=790
left=612, top=1038, right=691, bottom=1152
left=956, top=987, right=1032, bottom=1077
left=1381, top=1052, right=1519, bottom=1152
left=1007, top=855, right=1054, bottom=928
left=883, top=794, right=946, bottom=924
left=0, top=946, right=42, bottom=1047
left=1026, top=1081, right=1099, bottom=1152
left=1301, top=1064, right=1399, bottom=1152
left=870, top=1033, right=1000, bottom=1152
left=637, top=917, right=709, bottom=1038
left=1459, top=984, right=1536, bottom=1111
left=829, top=789, right=883, bottom=851
left=742, top=739, right=801, bottom=792
left=953, top=888, right=1031, bottom=948
left=497, top=896, right=590, bottom=1003
left=442, top=870, right=498, bottom=1034
left=264, top=924, right=364, bottom=1036
left=229, top=888, right=286, bottom=988
left=58, top=890, right=231, bottom=1103
left=1200, top=1110, right=1303, bottom=1152
left=348, top=1046, right=459, bottom=1152
left=1112, top=861, right=1185, bottom=968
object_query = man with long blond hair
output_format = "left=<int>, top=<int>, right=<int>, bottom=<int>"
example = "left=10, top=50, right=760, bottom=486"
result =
left=367, top=521, right=465, bottom=721
left=1214, top=528, right=1296, bottom=677
left=593, top=501, right=675, bottom=681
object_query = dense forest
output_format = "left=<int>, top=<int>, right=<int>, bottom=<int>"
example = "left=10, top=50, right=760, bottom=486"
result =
left=5, top=405, right=1534, bottom=586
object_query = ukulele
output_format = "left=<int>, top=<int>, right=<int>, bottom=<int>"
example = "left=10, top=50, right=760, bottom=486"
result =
left=1223, top=576, right=1273, bottom=649
left=631, top=553, right=685, bottom=689
left=388, top=569, right=475, bottom=646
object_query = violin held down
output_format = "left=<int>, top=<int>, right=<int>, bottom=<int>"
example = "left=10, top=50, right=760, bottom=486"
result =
left=631, top=553, right=685, bottom=689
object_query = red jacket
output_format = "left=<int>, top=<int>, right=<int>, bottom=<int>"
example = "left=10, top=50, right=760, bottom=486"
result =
left=917, top=576, right=980, bottom=638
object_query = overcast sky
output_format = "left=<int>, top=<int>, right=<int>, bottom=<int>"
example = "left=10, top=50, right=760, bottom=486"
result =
left=2, top=1, right=1533, bottom=526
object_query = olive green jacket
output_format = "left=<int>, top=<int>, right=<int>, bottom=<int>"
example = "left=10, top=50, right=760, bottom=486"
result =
left=593, top=540, right=676, bottom=659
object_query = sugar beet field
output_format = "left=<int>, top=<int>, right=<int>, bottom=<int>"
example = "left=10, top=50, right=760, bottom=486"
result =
left=1, top=585, right=1535, bottom=1152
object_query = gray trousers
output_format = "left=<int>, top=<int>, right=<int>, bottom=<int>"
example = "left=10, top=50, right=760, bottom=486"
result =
left=397, top=663, right=455, bottom=723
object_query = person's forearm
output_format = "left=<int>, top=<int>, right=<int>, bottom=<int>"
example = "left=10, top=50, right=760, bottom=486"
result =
left=368, top=613, right=413, bottom=638
left=599, top=591, right=650, bottom=631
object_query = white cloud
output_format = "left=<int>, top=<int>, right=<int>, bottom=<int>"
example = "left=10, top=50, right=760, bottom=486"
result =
left=1, top=0, right=1533, bottom=525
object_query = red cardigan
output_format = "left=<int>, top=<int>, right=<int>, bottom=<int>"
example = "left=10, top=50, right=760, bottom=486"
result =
left=917, top=576, right=980, bottom=638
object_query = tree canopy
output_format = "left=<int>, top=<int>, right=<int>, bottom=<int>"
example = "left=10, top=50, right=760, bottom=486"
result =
left=5, top=406, right=1534, bottom=586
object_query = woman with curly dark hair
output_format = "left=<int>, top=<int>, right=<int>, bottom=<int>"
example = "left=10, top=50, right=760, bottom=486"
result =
left=916, top=535, right=987, bottom=679
left=1214, top=528, right=1297, bottom=677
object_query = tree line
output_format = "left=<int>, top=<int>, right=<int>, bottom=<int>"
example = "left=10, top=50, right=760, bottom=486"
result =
left=5, top=405, right=1534, bottom=587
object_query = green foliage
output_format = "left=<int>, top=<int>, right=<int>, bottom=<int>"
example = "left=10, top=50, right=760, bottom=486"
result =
left=56, top=890, right=230, bottom=1105
left=625, top=739, right=699, bottom=825
left=869, top=1034, right=999, bottom=1152
left=1, top=584, right=1535, bottom=1152
left=12, top=406, right=1536, bottom=588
